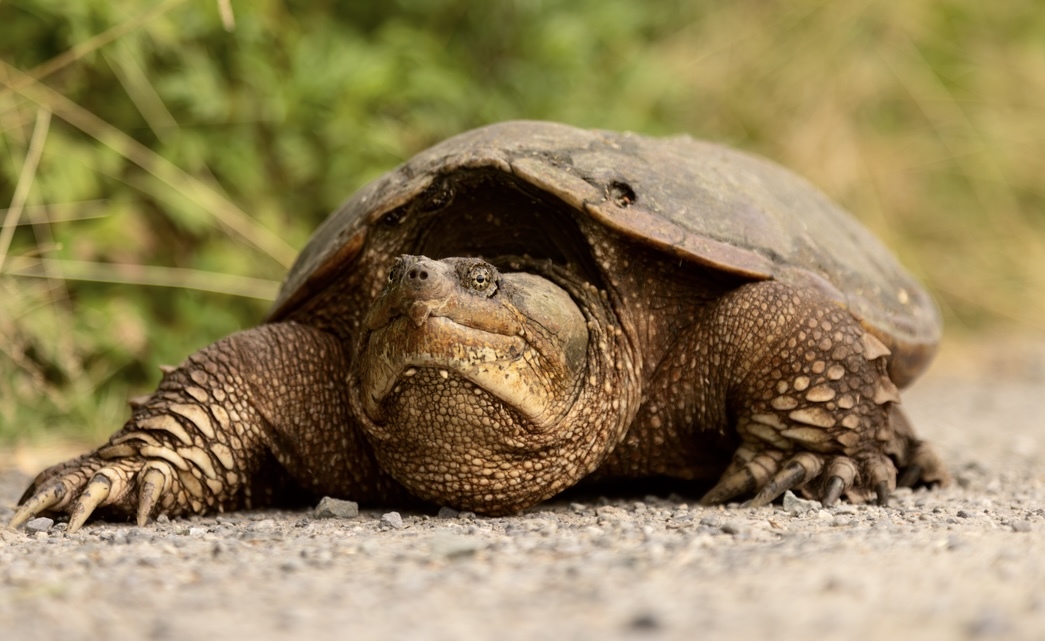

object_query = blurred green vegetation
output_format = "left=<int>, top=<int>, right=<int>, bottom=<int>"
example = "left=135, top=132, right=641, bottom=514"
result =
left=1, top=0, right=1043, bottom=442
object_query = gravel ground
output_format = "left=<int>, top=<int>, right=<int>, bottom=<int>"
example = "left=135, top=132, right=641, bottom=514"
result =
left=2, top=339, right=1044, bottom=641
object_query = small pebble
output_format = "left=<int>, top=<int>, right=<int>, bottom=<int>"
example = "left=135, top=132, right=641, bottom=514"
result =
left=720, top=521, right=746, bottom=536
left=314, top=497, right=360, bottom=519
left=626, top=612, right=662, bottom=632
left=280, top=559, right=303, bottom=573
left=1012, top=520, right=1032, bottom=533
left=0, top=529, right=24, bottom=543
left=699, top=515, right=722, bottom=527
left=250, top=519, right=276, bottom=532
left=25, top=517, right=54, bottom=534
left=381, top=511, right=405, bottom=529
left=783, top=491, right=821, bottom=514
left=437, top=506, right=460, bottom=519
left=667, top=513, right=694, bottom=529
left=596, top=505, right=627, bottom=522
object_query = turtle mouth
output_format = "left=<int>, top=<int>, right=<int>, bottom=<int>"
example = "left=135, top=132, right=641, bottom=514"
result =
left=359, top=313, right=552, bottom=425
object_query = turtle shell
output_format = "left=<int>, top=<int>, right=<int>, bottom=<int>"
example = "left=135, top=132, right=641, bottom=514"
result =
left=268, top=121, right=940, bottom=386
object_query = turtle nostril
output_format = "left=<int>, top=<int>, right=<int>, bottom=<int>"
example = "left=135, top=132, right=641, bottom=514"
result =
left=419, top=271, right=428, bottom=280
left=408, top=269, right=418, bottom=280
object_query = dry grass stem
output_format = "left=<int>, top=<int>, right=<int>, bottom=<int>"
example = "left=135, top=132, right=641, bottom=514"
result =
left=105, top=42, right=179, bottom=143
left=0, top=108, right=51, bottom=273
left=0, top=200, right=111, bottom=226
left=6, top=258, right=280, bottom=301
left=217, top=0, right=236, bottom=32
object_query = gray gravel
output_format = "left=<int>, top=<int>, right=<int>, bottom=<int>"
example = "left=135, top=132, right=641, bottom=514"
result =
left=2, top=339, right=1044, bottom=641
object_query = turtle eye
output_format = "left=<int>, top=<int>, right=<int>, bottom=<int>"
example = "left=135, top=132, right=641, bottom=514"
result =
left=468, top=264, right=496, bottom=294
left=385, top=257, right=408, bottom=285
left=379, top=208, right=405, bottom=227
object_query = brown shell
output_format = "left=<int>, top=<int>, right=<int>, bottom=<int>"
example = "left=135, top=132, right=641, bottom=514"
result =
left=268, top=121, right=940, bottom=386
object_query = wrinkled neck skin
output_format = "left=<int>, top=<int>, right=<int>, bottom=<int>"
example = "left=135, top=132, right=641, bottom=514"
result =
left=348, top=256, right=640, bottom=515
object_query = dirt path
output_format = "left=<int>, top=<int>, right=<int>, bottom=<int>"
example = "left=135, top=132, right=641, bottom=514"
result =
left=2, top=340, right=1044, bottom=641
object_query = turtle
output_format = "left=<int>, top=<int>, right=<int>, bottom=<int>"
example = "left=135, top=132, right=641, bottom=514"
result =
left=10, top=120, right=948, bottom=533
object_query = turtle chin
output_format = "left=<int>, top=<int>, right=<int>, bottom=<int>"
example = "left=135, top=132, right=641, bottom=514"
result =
left=360, top=365, right=572, bottom=514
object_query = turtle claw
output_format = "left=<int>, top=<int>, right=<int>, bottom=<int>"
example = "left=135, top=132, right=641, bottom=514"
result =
left=135, top=466, right=172, bottom=526
left=700, top=468, right=757, bottom=506
left=67, top=474, right=113, bottom=533
left=821, top=476, right=845, bottom=507
left=818, top=456, right=858, bottom=506
left=9, top=482, right=66, bottom=529
left=875, top=481, right=891, bottom=506
left=747, top=465, right=803, bottom=508
left=700, top=448, right=786, bottom=506
left=747, top=454, right=824, bottom=508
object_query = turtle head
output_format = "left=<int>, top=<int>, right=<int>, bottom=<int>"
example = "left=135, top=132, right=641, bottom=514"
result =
left=360, top=255, right=589, bottom=426
left=356, top=254, right=621, bottom=514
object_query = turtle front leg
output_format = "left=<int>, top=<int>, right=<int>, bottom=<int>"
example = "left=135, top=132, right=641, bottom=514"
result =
left=10, top=322, right=393, bottom=532
left=698, top=281, right=948, bottom=507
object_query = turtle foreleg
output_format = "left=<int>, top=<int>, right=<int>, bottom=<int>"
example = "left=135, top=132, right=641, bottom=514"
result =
left=697, top=281, right=948, bottom=507
left=10, top=322, right=390, bottom=532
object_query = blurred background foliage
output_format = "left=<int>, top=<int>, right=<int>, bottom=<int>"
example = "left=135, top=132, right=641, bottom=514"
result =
left=1, top=0, right=1043, bottom=442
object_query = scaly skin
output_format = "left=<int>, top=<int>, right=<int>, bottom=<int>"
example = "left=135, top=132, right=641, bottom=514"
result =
left=690, top=280, right=946, bottom=506
left=11, top=323, right=405, bottom=531
left=589, top=279, right=947, bottom=505
left=10, top=255, right=947, bottom=532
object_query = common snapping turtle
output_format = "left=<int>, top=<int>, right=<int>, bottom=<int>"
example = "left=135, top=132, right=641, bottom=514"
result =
left=11, top=121, right=948, bottom=532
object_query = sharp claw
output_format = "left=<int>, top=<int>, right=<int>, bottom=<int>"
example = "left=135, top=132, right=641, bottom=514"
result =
left=9, top=482, right=66, bottom=529
left=700, top=468, right=757, bottom=506
left=136, top=467, right=168, bottom=526
left=748, top=462, right=807, bottom=508
left=897, top=464, right=923, bottom=488
left=821, top=476, right=845, bottom=507
left=875, top=480, right=891, bottom=506
left=67, top=474, right=113, bottom=533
